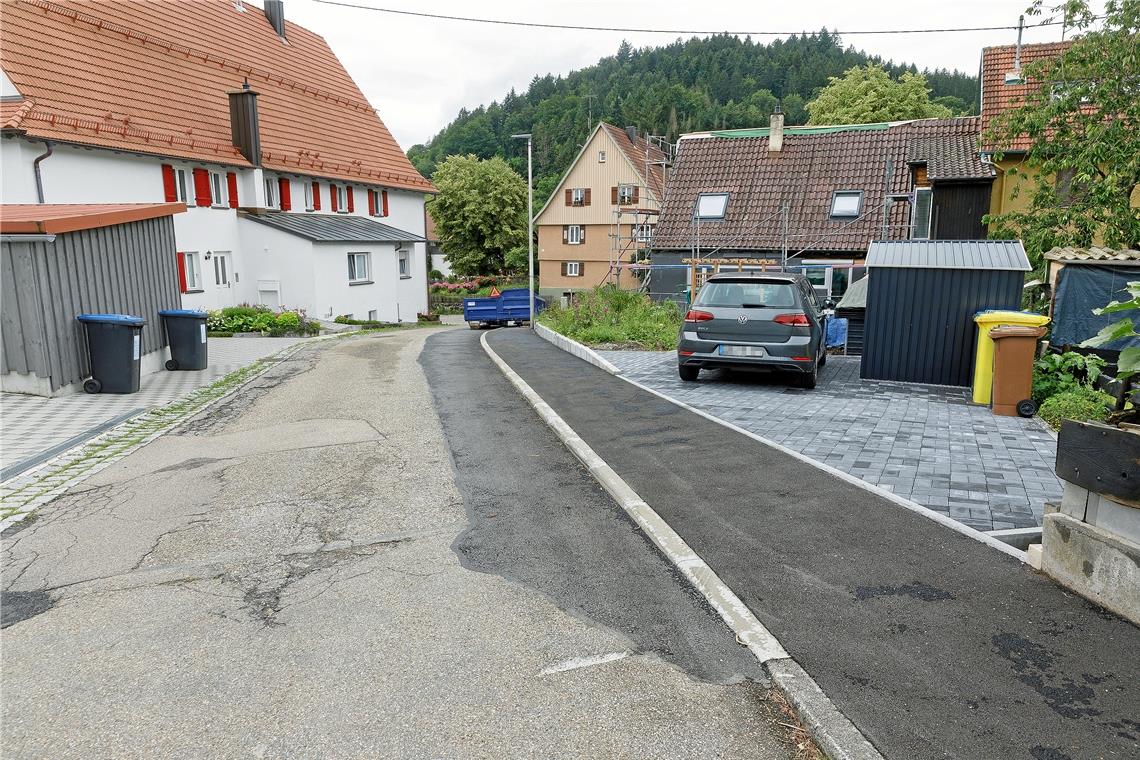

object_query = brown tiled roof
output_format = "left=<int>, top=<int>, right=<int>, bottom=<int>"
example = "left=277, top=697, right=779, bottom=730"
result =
left=0, top=202, right=186, bottom=233
left=980, top=41, right=1071, bottom=153
left=0, top=0, right=432, bottom=193
left=1, top=98, right=35, bottom=130
left=1043, top=246, right=1140, bottom=263
left=907, top=134, right=992, bottom=181
left=599, top=123, right=667, bottom=198
left=653, top=117, right=988, bottom=253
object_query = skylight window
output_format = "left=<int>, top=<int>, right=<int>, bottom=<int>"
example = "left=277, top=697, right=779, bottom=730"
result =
left=830, top=190, right=863, bottom=218
left=695, top=192, right=729, bottom=219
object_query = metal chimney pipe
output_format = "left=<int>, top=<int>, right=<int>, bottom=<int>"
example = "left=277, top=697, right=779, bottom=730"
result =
left=263, top=0, right=286, bottom=38
left=625, top=125, right=637, bottom=142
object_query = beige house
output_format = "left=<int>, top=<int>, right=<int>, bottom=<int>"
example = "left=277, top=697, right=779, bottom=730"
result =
left=535, top=123, right=666, bottom=298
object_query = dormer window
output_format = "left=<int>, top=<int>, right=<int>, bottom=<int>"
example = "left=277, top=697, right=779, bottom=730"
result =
left=695, top=192, right=729, bottom=219
left=264, top=176, right=278, bottom=209
left=829, top=190, right=863, bottom=218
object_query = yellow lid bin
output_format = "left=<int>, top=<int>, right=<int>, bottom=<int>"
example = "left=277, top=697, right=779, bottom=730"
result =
left=972, top=310, right=1050, bottom=404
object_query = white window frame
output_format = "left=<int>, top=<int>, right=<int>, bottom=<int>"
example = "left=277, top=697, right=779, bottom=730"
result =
left=264, top=176, right=278, bottom=209
left=336, top=184, right=348, bottom=212
left=212, top=251, right=231, bottom=286
left=830, top=190, right=863, bottom=218
left=618, top=184, right=636, bottom=205
left=304, top=181, right=314, bottom=211
left=566, top=261, right=581, bottom=277
left=398, top=249, right=410, bottom=278
left=175, top=168, right=193, bottom=207
left=209, top=171, right=227, bottom=207
left=598, top=150, right=606, bottom=162
left=184, top=251, right=202, bottom=291
left=571, top=188, right=586, bottom=206
left=695, top=192, right=729, bottom=219
left=348, top=252, right=371, bottom=283
left=566, top=225, right=583, bottom=245
left=634, top=223, right=654, bottom=243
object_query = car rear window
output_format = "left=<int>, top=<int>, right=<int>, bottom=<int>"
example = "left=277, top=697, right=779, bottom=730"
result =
left=695, top=281, right=798, bottom=308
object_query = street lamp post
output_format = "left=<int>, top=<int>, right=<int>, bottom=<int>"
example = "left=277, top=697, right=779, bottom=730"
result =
left=512, top=133, right=535, bottom=329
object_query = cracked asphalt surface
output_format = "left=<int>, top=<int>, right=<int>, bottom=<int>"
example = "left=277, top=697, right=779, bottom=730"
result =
left=2, top=329, right=795, bottom=759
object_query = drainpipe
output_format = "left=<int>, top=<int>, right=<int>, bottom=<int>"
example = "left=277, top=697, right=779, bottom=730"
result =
left=33, top=140, right=54, bottom=203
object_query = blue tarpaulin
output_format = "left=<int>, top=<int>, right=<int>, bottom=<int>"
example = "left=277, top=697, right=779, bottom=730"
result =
left=827, top=317, right=848, bottom=348
left=1052, top=265, right=1140, bottom=349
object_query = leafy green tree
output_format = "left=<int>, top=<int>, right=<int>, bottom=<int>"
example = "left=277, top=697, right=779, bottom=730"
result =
left=806, top=64, right=953, bottom=124
left=984, top=0, right=1140, bottom=258
left=428, top=155, right=528, bottom=276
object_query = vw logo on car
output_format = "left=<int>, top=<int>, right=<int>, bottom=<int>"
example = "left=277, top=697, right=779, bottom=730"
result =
left=737, top=314, right=748, bottom=324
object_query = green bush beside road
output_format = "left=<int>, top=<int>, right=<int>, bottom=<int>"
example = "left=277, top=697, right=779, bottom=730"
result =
left=540, top=286, right=682, bottom=350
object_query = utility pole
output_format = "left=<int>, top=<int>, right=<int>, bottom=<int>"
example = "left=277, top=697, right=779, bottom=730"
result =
left=512, top=133, right=535, bottom=329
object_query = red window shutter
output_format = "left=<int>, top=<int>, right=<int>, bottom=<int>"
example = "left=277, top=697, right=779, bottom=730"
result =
left=565, top=189, right=572, bottom=206
left=176, top=252, right=188, bottom=293
left=227, top=172, right=239, bottom=208
left=330, top=185, right=339, bottom=212
left=381, top=190, right=389, bottom=217
left=192, top=168, right=211, bottom=206
left=367, top=189, right=376, bottom=216
left=584, top=188, right=591, bottom=206
left=347, top=186, right=355, bottom=212
left=162, top=164, right=177, bottom=202
left=611, top=187, right=619, bottom=205
left=312, top=181, right=321, bottom=210
left=278, top=177, right=291, bottom=211
left=631, top=187, right=639, bottom=204
left=560, top=262, right=567, bottom=276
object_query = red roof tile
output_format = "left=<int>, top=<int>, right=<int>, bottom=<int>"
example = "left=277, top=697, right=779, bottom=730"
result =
left=1, top=202, right=186, bottom=233
left=653, top=118, right=988, bottom=253
left=0, top=0, right=432, bottom=192
left=980, top=41, right=1071, bottom=153
left=599, top=123, right=667, bottom=198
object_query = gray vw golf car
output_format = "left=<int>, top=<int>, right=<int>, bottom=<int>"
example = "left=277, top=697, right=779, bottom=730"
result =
left=677, top=272, right=829, bottom=388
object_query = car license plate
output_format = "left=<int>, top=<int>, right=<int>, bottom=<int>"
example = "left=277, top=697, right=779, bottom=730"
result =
left=719, top=345, right=766, bottom=357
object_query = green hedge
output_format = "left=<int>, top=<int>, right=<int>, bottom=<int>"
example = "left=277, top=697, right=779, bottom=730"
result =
left=539, top=286, right=682, bottom=350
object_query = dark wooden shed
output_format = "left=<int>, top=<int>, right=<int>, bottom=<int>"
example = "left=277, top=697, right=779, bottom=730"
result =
left=861, top=240, right=1031, bottom=386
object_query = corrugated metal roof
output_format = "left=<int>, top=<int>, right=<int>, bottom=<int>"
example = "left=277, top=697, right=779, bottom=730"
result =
left=866, top=240, right=1030, bottom=271
left=242, top=212, right=424, bottom=243
left=1043, top=246, right=1140, bottom=263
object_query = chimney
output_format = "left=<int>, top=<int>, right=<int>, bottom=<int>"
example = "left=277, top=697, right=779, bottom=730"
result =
left=263, top=0, right=286, bottom=38
left=625, top=125, right=637, bottom=143
left=1005, top=14, right=1026, bottom=85
left=768, top=104, right=784, bottom=153
left=228, top=80, right=262, bottom=166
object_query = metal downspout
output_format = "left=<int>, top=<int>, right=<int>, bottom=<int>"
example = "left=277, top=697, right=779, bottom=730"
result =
left=33, top=140, right=54, bottom=203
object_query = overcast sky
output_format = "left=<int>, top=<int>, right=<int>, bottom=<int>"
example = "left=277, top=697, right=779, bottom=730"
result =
left=281, top=0, right=1094, bottom=149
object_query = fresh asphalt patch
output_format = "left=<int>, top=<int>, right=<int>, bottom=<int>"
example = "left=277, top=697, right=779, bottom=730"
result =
left=421, top=328, right=765, bottom=686
left=486, top=328, right=1140, bottom=760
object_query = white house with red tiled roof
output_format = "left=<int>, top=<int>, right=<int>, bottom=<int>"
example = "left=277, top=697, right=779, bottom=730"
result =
left=1, top=0, right=431, bottom=323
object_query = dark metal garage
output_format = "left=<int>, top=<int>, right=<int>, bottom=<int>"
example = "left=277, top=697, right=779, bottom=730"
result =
left=861, top=240, right=1031, bottom=386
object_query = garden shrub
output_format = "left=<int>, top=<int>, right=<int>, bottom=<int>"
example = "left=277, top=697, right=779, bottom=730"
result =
left=539, top=286, right=682, bottom=350
left=1037, top=386, right=1114, bottom=430
left=1032, top=351, right=1105, bottom=402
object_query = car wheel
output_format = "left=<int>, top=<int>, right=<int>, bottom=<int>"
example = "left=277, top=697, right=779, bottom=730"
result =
left=678, top=365, right=700, bottom=382
left=800, top=364, right=818, bottom=389
left=818, top=349, right=827, bottom=367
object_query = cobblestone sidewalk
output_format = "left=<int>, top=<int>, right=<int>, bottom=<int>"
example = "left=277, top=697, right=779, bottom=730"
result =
left=600, top=351, right=1062, bottom=532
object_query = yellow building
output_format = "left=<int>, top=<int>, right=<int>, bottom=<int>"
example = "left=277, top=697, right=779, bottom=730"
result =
left=534, top=123, right=666, bottom=299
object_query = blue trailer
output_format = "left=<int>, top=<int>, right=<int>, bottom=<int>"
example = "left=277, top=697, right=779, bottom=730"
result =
left=464, top=288, right=545, bottom=329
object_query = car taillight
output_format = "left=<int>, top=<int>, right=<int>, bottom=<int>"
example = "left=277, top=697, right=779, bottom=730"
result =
left=773, top=313, right=809, bottom=326
left=684, top=310, right=714, bottom=322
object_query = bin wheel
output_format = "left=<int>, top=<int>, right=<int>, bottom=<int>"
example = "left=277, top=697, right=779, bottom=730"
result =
left=83, top=378, right=102, bottom=394
left=165, top=359, right=179, bottom=371
left=1016, top=399, right=1038, bottom=418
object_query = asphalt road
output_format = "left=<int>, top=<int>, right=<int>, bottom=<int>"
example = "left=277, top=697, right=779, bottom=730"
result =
left=487, top=327, right=1140, bottom=760
left=1, top=329, right=795, bottom=759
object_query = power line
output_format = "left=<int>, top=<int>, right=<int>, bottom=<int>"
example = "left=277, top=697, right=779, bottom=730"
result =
left=312, top=0, right=1080, bottom=37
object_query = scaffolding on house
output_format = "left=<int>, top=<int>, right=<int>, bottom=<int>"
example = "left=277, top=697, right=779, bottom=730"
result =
left=603, top=133, right=673, bottom=291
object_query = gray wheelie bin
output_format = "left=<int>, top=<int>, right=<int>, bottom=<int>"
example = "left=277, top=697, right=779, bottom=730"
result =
left=75, top=313, right=145, bottom=394
left=159, top=309, right=209, bottom=370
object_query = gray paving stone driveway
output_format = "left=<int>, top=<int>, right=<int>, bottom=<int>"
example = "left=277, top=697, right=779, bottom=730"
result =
left=598, top=351, right=1062, bottom=533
